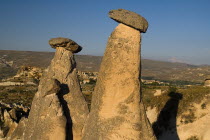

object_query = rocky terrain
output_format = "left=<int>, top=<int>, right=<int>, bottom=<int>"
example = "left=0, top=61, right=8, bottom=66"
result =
left=1, top=84, right=210, bottom=139
left=1, top=50, right=210, bottom=84
left=144, top=85, right=210, bottom=140
left=0, top=102, right=29, bottom=139
left=0, top=8, right=210, bottom=140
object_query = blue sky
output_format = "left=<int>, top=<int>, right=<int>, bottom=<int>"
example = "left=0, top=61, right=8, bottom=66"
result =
left=0, top=0, right=210, bottom=65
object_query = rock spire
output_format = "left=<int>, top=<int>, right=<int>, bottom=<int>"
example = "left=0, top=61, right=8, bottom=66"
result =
left=82, top=9, right=156, bottom=140
left=9, top=37, right=89, bottom=140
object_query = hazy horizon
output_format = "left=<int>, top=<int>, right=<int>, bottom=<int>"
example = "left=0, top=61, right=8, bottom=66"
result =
left=1, top=49, right=209, bottom=66
left=0, top=0, right=210, bottom=65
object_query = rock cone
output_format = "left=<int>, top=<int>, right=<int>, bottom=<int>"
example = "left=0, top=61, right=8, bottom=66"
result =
left=82, top=10, right=155, bottom=140
left=10, top=37, right=89, bottom=140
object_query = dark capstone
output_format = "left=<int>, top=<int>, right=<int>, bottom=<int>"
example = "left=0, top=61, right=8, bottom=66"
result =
left=109, top=9, right=148, bottom=33
left=49, top=37, right=82, bottom=53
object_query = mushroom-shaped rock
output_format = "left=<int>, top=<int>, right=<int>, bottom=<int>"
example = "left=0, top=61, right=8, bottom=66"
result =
left=49, top=37, right=82, bottom=53
left=83, top=9, right=156, bottom=140
left=109, top=9, right=148, bottom=33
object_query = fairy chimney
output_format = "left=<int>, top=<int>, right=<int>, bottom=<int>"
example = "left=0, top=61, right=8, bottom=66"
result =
left=82, top=9, right=156, bottom=140
left=9, top=37, right=89, bottom=140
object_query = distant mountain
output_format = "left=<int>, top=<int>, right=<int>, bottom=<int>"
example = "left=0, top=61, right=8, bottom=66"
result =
left=0, top=50, right=210, bottom=83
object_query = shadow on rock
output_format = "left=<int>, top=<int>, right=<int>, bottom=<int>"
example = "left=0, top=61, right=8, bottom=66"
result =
left=152, top=92, right=183, bottom=140
left=57, top=84, right=73, bottom=140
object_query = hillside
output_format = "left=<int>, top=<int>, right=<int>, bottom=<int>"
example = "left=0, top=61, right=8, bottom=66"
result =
left=0, top=50, right=210, bottom=83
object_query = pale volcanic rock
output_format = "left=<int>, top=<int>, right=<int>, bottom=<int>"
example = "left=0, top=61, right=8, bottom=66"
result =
left=8, top=109, right=17, bottom=121
left=46, top=47, right=89, bottom=140
left=139, top=102, right=156, bottom=140
left=6, top=122, right=18, bottom=139
left=49, top=37, right=82, bottom=53
left=82, top=9, right=155, bottom=140
left=83, top=23, right=155, bottom=140
left=43, top=79, right=61, bottom=97
left=3, top=110, right=14, bottom=128
left=109, top=9, right=148, bottom=33
left=12, top=38, right=89, bottom=140
left=9, top=117, right=28, bottom=140
left=23, top=79, right=67, bottom=140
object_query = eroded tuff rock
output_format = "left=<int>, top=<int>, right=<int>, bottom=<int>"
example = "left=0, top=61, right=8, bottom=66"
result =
left=109, top=9, right=148, bottom=33
left=8, top=9, right=155, bottom=140
left=9, top=38, right=89, bottom=140
left=83, top=23, right=142, bottom=139
left=22, top=79, right=67, bottom=140
left=0, top=102, right=29, bottom=138
left=139, top=102, right=156, bottom=140
left=82, top=9, right=155, bottom=140
left=6, top=121, right=18, bottom=139
left=3, top=109, right=14, bottom=129
left=9, top=117, right=28, bottom=140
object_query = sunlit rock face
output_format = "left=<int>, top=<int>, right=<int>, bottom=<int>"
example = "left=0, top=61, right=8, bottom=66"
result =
left=82, top=9, right=156, bottom=140
left=10, top=38, right=89, bottom=140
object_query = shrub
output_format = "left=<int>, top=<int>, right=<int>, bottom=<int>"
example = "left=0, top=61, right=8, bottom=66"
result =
left=168, top=86, right=177, bottom=93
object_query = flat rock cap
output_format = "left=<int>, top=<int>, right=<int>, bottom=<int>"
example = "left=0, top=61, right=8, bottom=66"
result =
left=49, top=37, right=82, bottom=53
left=109, top=9, right=148, bottom=33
